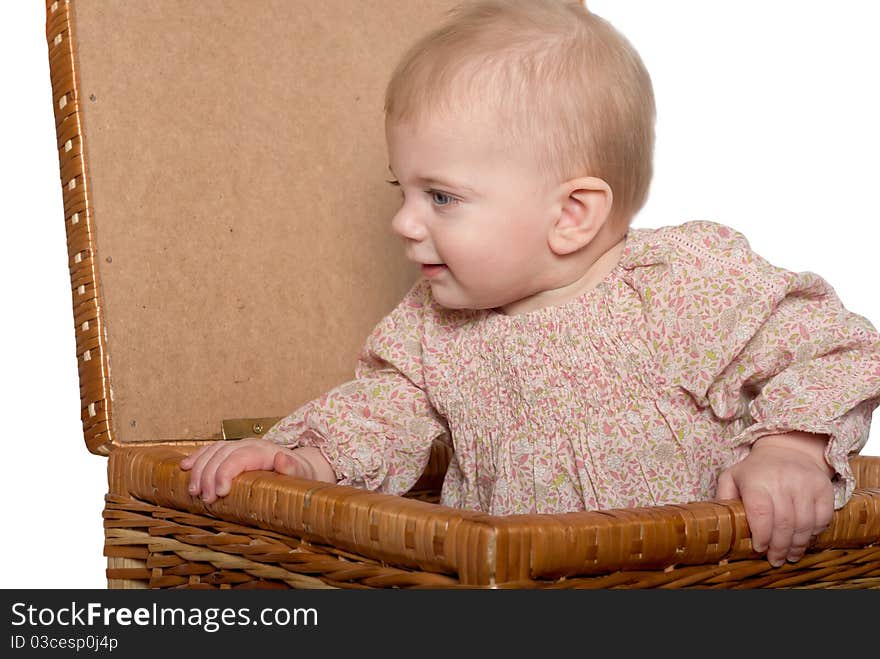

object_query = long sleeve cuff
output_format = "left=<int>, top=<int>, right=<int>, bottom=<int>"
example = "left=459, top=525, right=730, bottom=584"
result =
left=729, top=399, right=876, bottom=508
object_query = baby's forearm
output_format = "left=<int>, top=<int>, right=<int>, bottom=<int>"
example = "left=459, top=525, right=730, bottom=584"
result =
left=752, top=431, right=834, bottom=477
left=291, top=446, right=338, bottom=483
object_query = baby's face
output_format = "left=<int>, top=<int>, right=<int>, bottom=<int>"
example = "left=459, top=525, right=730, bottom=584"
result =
left=385, top=112, right=560, bottom=311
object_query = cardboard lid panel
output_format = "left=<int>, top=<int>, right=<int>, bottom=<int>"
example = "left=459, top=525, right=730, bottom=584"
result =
left=46, top=0, right=459, bottom=453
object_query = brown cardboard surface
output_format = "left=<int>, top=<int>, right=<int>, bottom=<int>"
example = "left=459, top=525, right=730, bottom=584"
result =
left=70, top=0, right=458, bottom=442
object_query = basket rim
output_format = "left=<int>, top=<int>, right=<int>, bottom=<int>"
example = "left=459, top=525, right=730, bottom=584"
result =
left=46, top=0, right=115, bottom=455
left=109, top=445, right=880, bottom=586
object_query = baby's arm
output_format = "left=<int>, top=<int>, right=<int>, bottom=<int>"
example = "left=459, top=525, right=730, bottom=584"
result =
left=180, top=439, right=336, bottom=504
left=658, top=222, right=880, bottom=565
left=183, top=280, right=446, bottom=501
left=716, top=431, right=834, bottom=567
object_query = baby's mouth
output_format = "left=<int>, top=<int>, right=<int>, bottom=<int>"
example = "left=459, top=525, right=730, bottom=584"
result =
left=421, top=263, right=448, bottom=279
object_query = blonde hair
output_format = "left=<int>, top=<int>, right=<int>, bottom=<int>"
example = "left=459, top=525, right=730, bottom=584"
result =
left=384, top=0, right=655, bottom=227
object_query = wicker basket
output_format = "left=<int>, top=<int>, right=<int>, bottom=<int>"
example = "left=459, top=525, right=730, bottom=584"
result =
left=47, top=0, right=880, bottom=589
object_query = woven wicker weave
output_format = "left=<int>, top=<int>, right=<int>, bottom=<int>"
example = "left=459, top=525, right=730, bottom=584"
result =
left=104, top=447, right=880, bottom=588
left=46, top=0, right=880, bottom=589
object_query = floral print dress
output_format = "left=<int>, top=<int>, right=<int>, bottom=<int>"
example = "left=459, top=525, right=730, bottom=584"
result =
left=263, top=221, right=880, bottom=515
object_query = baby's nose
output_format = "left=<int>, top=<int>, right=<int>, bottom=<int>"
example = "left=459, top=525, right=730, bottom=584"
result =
left=391, top=206, right=427, bottom=242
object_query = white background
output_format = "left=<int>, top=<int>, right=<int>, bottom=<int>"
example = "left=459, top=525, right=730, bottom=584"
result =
left=2, top=1, right=878, bottom=588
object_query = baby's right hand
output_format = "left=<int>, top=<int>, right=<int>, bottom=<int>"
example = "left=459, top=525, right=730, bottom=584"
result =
left=180, top=438, right=310, bottom=503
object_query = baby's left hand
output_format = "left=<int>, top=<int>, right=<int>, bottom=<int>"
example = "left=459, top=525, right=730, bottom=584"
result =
left=716, top=432, right=835, bottom=567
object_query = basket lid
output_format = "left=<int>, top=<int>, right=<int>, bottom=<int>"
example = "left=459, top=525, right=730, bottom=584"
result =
left=46, top=0, right=459, bottom=454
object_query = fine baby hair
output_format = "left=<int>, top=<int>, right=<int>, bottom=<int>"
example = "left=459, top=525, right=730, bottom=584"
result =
left=384, top=0, right=655, bottom=229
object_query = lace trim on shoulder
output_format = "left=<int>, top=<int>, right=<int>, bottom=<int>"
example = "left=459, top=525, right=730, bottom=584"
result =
left=664, top=229, right=782, bottom=294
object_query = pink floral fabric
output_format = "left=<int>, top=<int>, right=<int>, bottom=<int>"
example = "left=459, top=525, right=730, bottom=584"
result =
left=263, top=221, right=880, bottom=514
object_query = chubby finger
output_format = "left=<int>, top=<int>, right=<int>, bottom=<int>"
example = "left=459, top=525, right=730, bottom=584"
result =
left=180, top=450, right=200, bottom=470
left=183, top=443, right=227, bottom=496
left=180, top=443, right=214, bottom=471
left=813, top=482, right=834, bottom=537
left=213, top=447, right=278, bottom=497
left=740, top=486, right=774, bottom=556
left=764, top=496, right=795, bottom=568
left=786, top=494, right=816, bottom=563
left=196, top=443, right=239, bottom=503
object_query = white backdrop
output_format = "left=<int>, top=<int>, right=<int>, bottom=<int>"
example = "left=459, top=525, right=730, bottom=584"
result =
left=2, top=1, right=877, bottom=589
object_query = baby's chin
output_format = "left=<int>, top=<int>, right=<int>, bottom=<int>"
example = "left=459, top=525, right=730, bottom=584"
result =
left=429, top=287, right=513, bottom=313
left=424, top=270, right=528, bottom=312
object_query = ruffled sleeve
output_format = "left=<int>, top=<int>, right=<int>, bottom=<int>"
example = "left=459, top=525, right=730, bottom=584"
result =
left=659, top=221, right=880, bottom=508
left=261, top=279, right=449, bottom=494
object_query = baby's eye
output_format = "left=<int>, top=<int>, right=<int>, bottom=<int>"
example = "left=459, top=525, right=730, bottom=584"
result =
left=429, top=190, right=456, bottom=207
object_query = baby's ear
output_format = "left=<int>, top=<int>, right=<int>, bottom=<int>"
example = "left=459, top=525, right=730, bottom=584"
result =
left=547, top=177, right=613, bottom=256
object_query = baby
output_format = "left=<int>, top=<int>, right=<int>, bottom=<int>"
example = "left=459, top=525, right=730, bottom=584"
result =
left=182, top=0, right=880, bottom=568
